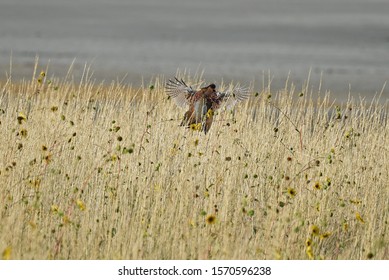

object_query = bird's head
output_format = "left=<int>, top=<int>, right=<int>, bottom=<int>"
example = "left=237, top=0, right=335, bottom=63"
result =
left=202, top=83, right=216, bottom=91
left=208, top=84, right=216, bottom=90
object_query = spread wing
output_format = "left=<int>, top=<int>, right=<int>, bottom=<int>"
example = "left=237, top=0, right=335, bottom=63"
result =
left=217, top=85, right=251, bottom=110
left=165, top=77, right=195, bottom=108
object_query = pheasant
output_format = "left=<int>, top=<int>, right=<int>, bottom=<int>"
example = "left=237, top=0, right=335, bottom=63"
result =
left=166, top=77, right=250, bottom=134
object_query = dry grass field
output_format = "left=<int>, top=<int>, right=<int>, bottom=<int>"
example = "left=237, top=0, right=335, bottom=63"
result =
left=0, top=66, right=388, bottom=260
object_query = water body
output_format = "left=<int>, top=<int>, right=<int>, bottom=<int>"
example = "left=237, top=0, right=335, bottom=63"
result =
left=1, top=0, right=389, bottom=101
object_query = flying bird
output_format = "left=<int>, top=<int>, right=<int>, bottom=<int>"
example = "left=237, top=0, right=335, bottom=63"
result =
left=166, top=77, right=250, bottom=134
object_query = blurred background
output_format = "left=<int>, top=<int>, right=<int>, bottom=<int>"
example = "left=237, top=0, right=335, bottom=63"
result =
left=1, top=0, right=389, bottom=101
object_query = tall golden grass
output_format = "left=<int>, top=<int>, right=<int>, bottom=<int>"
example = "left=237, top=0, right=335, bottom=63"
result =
left=0, top=66, right=388, bottom=260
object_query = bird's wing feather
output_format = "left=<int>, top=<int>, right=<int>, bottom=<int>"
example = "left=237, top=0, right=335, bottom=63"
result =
left=165, top=77, right=195, bottom=108
left=217, top=85, right=251, bottom=110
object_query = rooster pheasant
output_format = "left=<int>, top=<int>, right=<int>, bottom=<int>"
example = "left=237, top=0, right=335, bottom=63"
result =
left=166, top=77, right=250, bottom=134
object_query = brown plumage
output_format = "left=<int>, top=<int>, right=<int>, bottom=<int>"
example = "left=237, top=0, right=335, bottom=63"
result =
left=166, top=77, right=250, bottom=134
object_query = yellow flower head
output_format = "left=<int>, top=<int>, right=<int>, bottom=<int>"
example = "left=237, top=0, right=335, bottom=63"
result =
left=306, top=246, right=314, bottom=260
left=2, top=246, right=11, bottom=260
left=287, top=187, right=297, bottom=198
left=63, top=215, right=71, bottom=225
left=17, top=112, right=27, bottom=124
left=190, top=123, right=202, bottom=131
left=355, top=212, right=365, bottom=224
left=310, top=225, right=320, bottom=236
left=205, top=214, right=217, bottom=225
left=51, top=204, right=59, bottom=214
left=76, top=199, right=86, bottom=211
left=20, top=128, right=28, bottom=138
left=350, top=199, right=362, bottom=205
left=313, top=182, right=321, bottom=190
left=320, top=232, right=332, bottom=240
left=206, top=108, right=214, bottom=118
